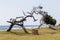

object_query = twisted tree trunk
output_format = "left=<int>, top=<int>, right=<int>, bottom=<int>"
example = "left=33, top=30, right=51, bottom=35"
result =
left=21, top=25, right=29, bottom=34
left=7, top=23, right=14, bottom=32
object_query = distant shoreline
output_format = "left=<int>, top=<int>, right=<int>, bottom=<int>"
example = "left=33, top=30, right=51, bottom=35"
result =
left=0, top=25, right=49, bottom=31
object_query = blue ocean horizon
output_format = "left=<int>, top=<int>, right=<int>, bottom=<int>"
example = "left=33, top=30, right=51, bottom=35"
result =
left=0, top=25, right=39, bottom=31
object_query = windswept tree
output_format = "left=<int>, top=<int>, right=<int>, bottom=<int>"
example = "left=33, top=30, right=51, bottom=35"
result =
left=7, top=16, right=29, bottom=33
left=7, top=11, right=37, bottom=33
left=31, top=6, right=57, bottom=30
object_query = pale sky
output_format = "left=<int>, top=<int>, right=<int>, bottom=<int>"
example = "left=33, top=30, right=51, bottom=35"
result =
left=0, top=0, right=60, bottom=25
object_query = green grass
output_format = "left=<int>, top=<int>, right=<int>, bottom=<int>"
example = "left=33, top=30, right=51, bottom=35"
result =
left=0, top=26, right=60, bottom=40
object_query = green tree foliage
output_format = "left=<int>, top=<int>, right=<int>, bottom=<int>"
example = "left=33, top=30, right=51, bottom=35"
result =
left=44, top=14, right=56, bottom=25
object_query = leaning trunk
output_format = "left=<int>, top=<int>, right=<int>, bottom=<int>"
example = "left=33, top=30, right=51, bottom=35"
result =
left=20, top=24, right=29, bottom=34
left=22, top=25, right=29, bottom=34
left=49, top=26, right=56, bottom=30
left=7, top=24, right=14, bottom=32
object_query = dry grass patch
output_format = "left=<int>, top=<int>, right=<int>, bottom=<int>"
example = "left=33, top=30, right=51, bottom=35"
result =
left=0, top=26, right=60, bottom=40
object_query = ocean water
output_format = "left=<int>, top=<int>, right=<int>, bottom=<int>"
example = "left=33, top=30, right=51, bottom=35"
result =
left=0, top=25, right=39, bottom=31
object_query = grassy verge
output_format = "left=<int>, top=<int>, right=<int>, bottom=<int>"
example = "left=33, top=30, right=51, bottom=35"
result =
left=0, top=26, right=60, bottom=40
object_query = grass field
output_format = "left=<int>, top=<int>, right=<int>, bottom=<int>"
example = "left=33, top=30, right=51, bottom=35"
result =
left=0, top=26, right=60, bottom=40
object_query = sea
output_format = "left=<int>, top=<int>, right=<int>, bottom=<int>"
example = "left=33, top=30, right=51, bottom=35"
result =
left=0, top=25, right=39, bottom=31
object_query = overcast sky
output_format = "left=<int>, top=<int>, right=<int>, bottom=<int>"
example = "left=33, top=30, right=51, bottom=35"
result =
left=0, top=0, right=60, bottom=25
